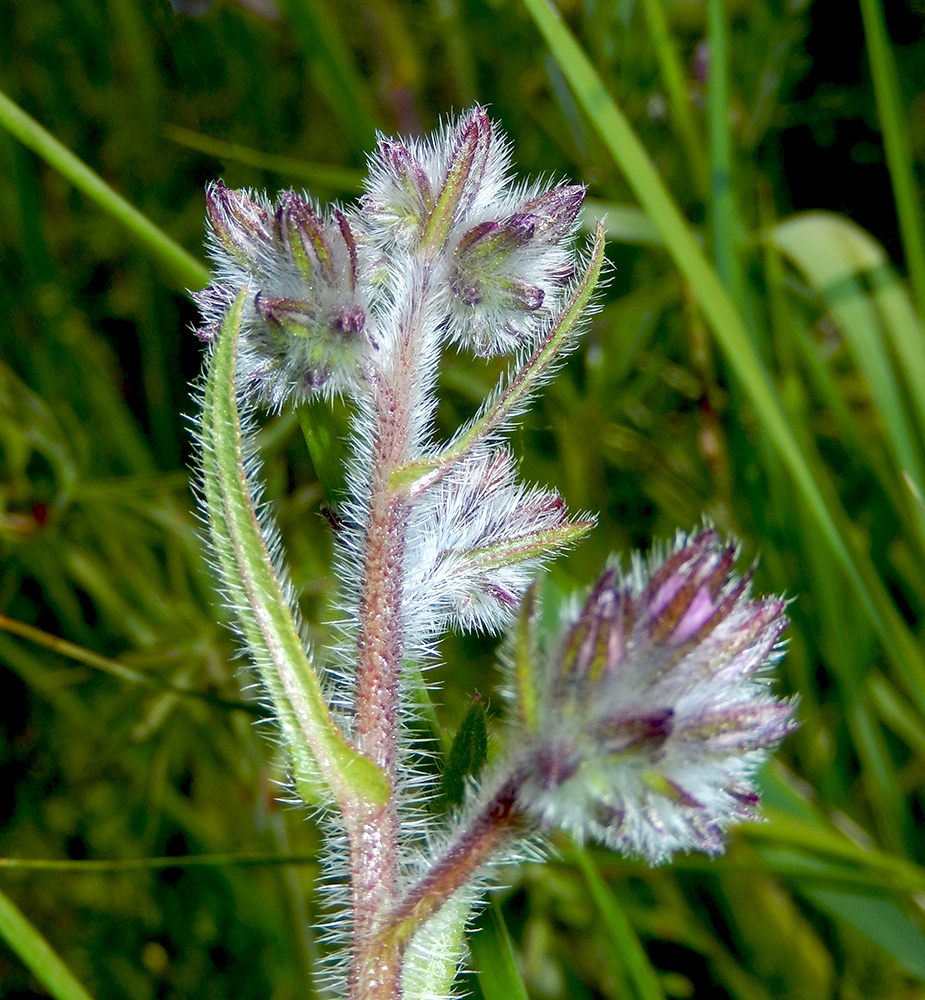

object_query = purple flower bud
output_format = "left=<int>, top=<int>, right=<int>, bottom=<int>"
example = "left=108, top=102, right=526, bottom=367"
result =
left=385, top=139, right=435, bottom=214
left=511, top=529, right=797, bottom=863
left=520, top=185, right=585, bottom=240
left=277, top=193, right=334, bottom=283
left=456, top=215, right=537, bottom=260
left=445, top=181, right=585, bottom=356
left=196, top=185, right=374, bottom=407
left=362, top=105, right=511, bottom=254
left=254, top=293, right=324, bottom=330
left=205, top=182, right=274, bottom=271
left=192, top=284, right=236, bottom=342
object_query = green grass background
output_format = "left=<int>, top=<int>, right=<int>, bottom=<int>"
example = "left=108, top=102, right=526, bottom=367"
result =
left=2, top=0, right=925, bottom=997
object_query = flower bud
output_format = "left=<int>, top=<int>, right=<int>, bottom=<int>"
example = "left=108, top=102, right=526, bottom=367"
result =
left=205, top=182, right=275, bottom=269
left=406, top=448, right=594, bottom=634
left=195, top=182, right=375, bottom=407
left=445, top=183, right=585, bottom=356
left=510, top=529, right=797, bottom=863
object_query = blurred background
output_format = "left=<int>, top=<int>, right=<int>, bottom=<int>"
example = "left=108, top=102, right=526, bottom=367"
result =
left=2, top=0, right=925, bottom=997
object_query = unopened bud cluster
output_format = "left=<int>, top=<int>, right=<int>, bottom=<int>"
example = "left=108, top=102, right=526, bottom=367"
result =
left=363, top=113, right=583, bottom=354
left=506, top=529, right=797, bottom=862
left=195, top=108, right=585, bottom=411
left=195, top=182, right=376, bottom=407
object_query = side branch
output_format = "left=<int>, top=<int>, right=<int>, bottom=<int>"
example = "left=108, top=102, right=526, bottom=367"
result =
left=378, top=774, right=526, bottom=957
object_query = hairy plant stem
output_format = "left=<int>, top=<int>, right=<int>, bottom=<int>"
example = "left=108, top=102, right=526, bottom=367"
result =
left=381, top=773, right=525, bottom=958
left=349, top=278, right=433, bottom=1000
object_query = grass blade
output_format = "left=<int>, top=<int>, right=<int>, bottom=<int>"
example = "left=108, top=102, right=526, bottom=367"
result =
left=859, top=0, right=925, bottom=313
left=470, top=902, right=530, bottom=1000
left=163, top=124, right=365, bottom=193
left=707, top=0, right=743, bottom=303
left=275, top=0, right=378, bottom=153
left=805, top=887, right=925, bottom=980
left=0, top=88, right=208, bottom=291
left=0, top=888, right=96, bottom=1000
left=573, top=847, right=666, bottom=1000
left=772, top=212, right=925, bottom=509
left=640, top=0, right=707, bottom=199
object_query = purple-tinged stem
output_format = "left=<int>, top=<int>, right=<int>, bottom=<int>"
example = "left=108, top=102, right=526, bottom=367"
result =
left=348, top=287, right=431, bottom=1000
left=380, top=774, right=525, bottom=957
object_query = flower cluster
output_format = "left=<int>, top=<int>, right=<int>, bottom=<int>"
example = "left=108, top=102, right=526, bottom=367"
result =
left=508, top=528, right=797, bottom=862
left=194, top=108, right=587, bottom=407
left=194, top=182, right=375, bottom=407
left=405, top=448, right=594, bottom=634
left=363, top=107, right=583, bottom=355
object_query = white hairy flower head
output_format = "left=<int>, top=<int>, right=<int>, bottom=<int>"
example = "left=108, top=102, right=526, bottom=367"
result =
left=362, top=107, right=585, bottom=356
left=510, top=528, right=797, bottom=863
left=194, top=182, right=376, bottom=408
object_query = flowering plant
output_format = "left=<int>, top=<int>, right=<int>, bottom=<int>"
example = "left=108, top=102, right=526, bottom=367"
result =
left=193, top=107, right=796, bottom=1000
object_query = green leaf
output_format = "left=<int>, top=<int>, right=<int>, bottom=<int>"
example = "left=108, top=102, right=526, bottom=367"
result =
left=402, top=895, right=471, bottom=1000
left=198, top=291, right=388, bottom=810
left=442, top=698, right=489, bottom=808
left=512, top=583, right=541, bottom=733
left=0, top=887, right=96, bottom=1000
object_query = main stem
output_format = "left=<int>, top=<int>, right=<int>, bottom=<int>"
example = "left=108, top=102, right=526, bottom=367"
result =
left=350, top=278, right=430, bottom=1000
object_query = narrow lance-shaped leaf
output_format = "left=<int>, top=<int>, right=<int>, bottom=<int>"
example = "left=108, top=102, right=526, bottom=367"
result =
left=0, top=887, right=96, bottom=1000
left=442, top=697, right=490, bottom=808
left=458, top=518, right=594, bottom=573
left=198, top=291, right=388, bottom=810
